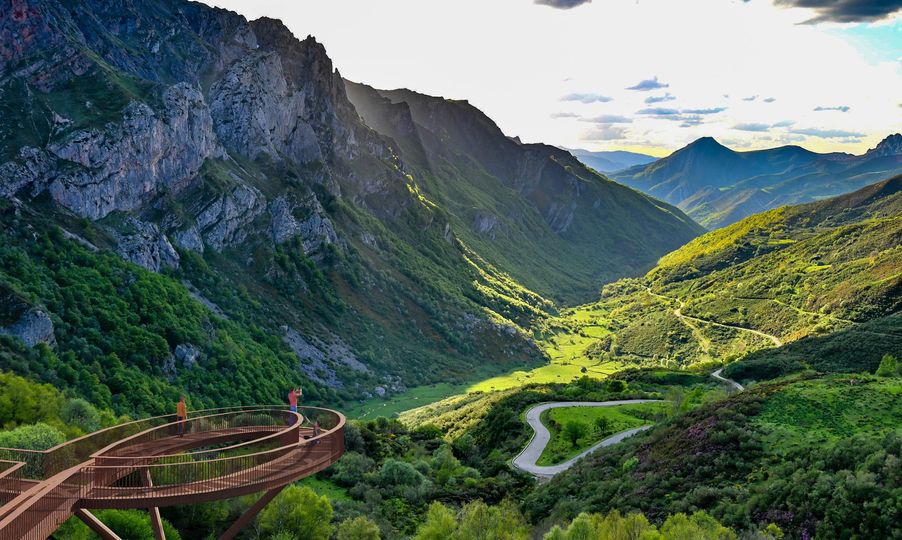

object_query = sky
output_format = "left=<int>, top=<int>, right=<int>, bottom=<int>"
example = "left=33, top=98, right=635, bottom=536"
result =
left=203, top=0, right=902, bottom=157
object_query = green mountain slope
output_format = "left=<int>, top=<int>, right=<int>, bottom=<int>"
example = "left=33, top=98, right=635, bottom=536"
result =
left=344, top=82, right=704, bottom=304
left=614, top=135, right=902, bottom=229
left=545, top=174, right=901, bottom=372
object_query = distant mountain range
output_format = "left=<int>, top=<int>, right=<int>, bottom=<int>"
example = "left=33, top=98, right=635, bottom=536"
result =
left=612, top=134, right=902, bottom=228
left=565, top=149, right=657, bottom=173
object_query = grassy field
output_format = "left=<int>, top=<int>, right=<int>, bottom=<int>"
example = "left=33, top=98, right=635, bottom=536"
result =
left=468, top=304, right=625, bottom=392
left=343, top=382, right=473, bottom=419
left=536, top=402, right=669, bottom=465
left=754, top=375, right=902, bottom=447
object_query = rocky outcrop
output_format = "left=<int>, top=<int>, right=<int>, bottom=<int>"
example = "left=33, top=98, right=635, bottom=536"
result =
left=281, top=326, right=369, bottom=388
left=209, top=52, right=321, bottom=163
left=47, top=84, right=223, bottom=220
left=473, top=211, right=501, bottom=238
left=0, top=147, right=55, bottom=198
left=175, top=343, right=201, bottom=368
left=865, top=133, right=902, bottom=160
left=191, top=184, right=266, bottom=251
left=110, top=217, right=180, bottom=272
left=0, top=309, right=56, bottom=348
left=269, top=194, right=340, bottom=259
left=282, top=326, right=341, bottom=388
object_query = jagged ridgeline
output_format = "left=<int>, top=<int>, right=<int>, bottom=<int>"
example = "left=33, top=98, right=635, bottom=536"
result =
left=0, top=0, right=701, bottom=414
left=613, top=135, right=902, bottom=229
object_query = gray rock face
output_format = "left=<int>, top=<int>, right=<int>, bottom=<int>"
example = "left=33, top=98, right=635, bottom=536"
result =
left=0, top=147, right=54, bottom=198
left=173, top=226, right=205, bottom=253
left=46, top=84, right=223, bottom=220
left=269, top=194, right=339, bottom=260
left=192, top=184, right=266, bottom=251
left=111, top=217, right=180, bottom=272
left=282, top=326, right=341, bottom=388
left=281, top=326, right=369, bottom=389
left=175, top=343, right=201, bottom=368
left=473, top=211, right=500, bottom=239
left=0, top=309, right=56, bottom=348
left=209, top=52, right=322, bottom=163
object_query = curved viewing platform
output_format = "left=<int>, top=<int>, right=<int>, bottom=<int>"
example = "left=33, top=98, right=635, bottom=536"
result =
left=0, top=405, right=345, bottom=540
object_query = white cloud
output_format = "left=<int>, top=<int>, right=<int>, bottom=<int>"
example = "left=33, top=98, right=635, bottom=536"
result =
left=579, top=114, right=633, bottom=123
left=581, top=125, right=629, bottom=141
left=202, top=0, right=902, bottom=156
left=560, top=93, right=613, bottom=103
left=645, top=92, right=677, bottom=104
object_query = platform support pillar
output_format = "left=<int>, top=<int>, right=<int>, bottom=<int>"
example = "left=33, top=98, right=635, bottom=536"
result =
left=218, top=486, right=286, bottom=540
left=75, top=509, right=122, bottom=540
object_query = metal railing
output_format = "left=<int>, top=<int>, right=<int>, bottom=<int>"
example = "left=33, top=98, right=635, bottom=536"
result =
left=0, top=405, right=276, bottom=479
left=0, top=406, right=345, bottom=540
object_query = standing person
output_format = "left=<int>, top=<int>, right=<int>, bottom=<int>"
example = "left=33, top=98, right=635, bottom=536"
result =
left=287, top=387, right=302, bottom=413
left=288, top=387, right=302, bottom=425
left=176, top=395, right=188, bottom=437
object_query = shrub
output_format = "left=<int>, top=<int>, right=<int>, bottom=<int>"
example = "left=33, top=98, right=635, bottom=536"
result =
left=875, top=354, right=900, bottom=377
left=0, top=422, right=65, bottom=450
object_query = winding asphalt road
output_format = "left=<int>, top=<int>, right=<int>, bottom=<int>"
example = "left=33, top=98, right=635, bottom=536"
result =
left=512, top=370, right=745, bottom=478
left=712, top=367, right=744, bottom=391
left=511, top=400, right=664, bottom=478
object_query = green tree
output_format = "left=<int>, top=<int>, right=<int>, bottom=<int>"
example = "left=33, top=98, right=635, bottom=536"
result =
left=454, top=500, right=529, bottom=540
left=332, top=452, right=375, bottom=487
left=0, top=371, right=64, bottom=428
left=60, top=398, right=101, bottom=433
left=875, top=354, right=900, bottom=377
left=336, top=516, right=381, bottom=540
left=257, top=485, right=333, bottom=540
left=379, top=458, right=424, bottom=487
left=413, top=502, right=456, bottom=540
left=594, top=416, right=611, bottom=435
left=562, top=421, right=588, bottom=447
left=431, top=445, right=462, bottom=486
left=543, top=510, right=658, bottom=540
left=659, top=511, right=736, bottom=540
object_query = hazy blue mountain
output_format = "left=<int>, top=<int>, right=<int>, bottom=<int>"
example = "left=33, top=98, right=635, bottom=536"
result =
left=566, top=148, right=658, bottom=173
left=613, top=134, right=902, bottom=228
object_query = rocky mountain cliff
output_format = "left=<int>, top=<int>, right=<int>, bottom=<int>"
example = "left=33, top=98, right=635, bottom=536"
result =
left=345, top=82, right=703, bottom=303
left=0, top=0, right=702, bottom=412
left=614, top=135, right=902, bottom=229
